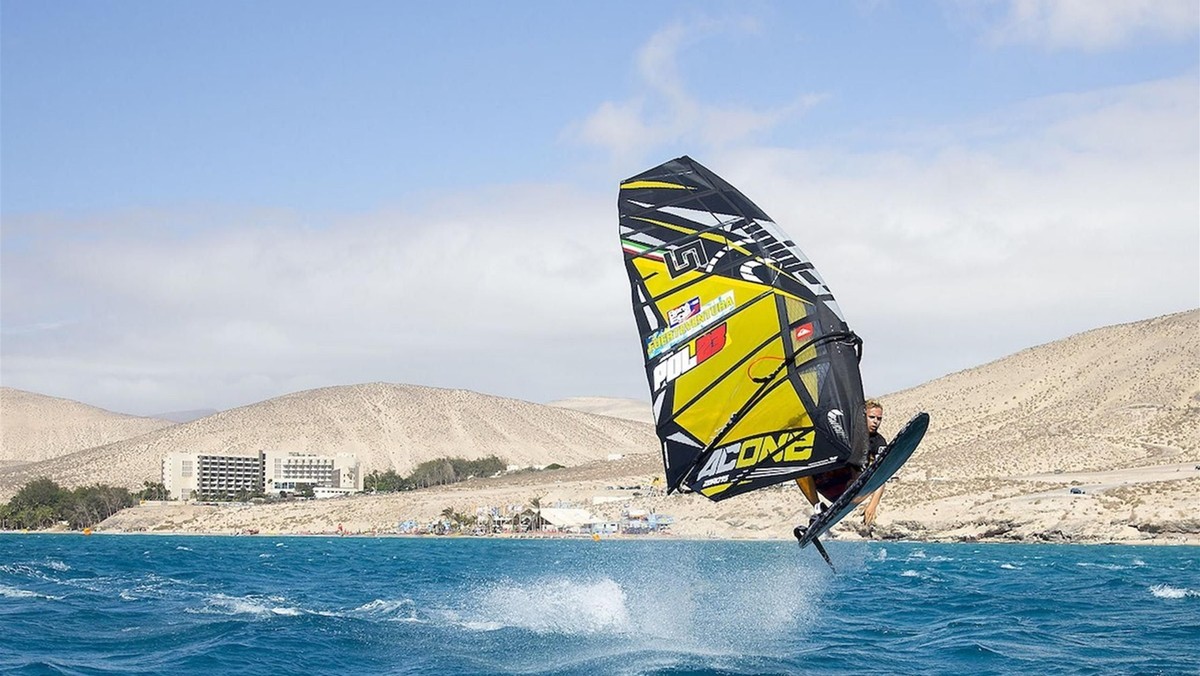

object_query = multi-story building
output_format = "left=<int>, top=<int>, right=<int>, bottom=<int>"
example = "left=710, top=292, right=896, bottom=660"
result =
left=162, top=452, right=261, bottom=501
left=161, top=450, right=361, bottom=501
left=260, top=450, right=361, bottom=496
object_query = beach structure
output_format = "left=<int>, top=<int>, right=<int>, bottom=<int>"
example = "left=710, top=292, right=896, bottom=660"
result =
left=161, top=450, right=361, bottom=500
left=535, top=507, right=600, bottom=534
left=620, top=508, right=673, bottom=534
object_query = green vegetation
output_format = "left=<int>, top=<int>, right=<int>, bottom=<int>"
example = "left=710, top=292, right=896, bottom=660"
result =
left=506, top=463, right=566, bottom=475
left=440, top=506, right=475, bottom=527
left=138, top=481, right=170, bottom=501
left=528, top=495, right=545, bottom=531
left=364, top=469, right=406, bottom=492
left=365, top=455, right=506, bottom=493
left=0, top=477, right=136, bottom=530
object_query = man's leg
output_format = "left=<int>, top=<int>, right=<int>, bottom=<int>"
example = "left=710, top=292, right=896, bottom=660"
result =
left=795, top=476, right=820, bottom=506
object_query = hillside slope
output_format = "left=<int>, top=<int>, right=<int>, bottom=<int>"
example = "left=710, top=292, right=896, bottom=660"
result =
left=547, top=396, right=654, bottom=424
left=880, top=309, right=1199, bottom=481
left=0, top=388, right=173, bottom=466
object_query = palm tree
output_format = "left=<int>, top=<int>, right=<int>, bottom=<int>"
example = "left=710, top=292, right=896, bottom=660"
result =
left=528, top=495, right=544, bottom=532
left=453, top=511, right=474, bottom=528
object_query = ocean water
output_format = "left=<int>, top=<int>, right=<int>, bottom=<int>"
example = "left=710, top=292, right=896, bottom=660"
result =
left=0, top=535, right=1196, bottom=675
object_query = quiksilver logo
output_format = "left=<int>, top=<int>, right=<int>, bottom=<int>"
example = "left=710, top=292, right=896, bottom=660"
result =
left=827, top=409, right=847, bottom=445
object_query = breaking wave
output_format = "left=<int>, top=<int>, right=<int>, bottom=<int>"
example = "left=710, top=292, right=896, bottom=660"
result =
left=1149, top=584, right=1198, bottom=599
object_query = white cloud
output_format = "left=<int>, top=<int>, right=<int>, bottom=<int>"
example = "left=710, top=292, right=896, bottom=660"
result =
left=4, top=64, right=1196, bottom=415
left=572, top=99, right=658, bottom=162
left=979, top=0, right=1199, bottom=50
left=565, top=18, right=824, bottom=163
left=712, top=75, right=1198, bottom=394
left=1, top=186, right=644, bottom=413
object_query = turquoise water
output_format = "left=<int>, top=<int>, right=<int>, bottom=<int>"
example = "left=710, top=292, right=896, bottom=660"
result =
left=1, top=534, right=1196, bottom=675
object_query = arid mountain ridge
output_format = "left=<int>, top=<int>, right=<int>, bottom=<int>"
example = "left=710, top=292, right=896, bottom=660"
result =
left=884, top=309, right=1197, bottom=480
left=0, top=388, right=173, bottom=468
left=0, top=384, right=659, bottom=499
left=3, top=309, right=1198, bottom=544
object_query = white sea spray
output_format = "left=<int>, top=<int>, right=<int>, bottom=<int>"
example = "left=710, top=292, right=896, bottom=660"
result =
left=192, top=593, right=305, bottom=617
left=1149, top=584, right=1198, bottom=599
left=0, top=583, right=62, bottom=600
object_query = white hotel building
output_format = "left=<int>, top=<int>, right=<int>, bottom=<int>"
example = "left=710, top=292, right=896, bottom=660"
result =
left=261, top=450, right=361, bottom=498
left=162, top=450, right=362, bottom=501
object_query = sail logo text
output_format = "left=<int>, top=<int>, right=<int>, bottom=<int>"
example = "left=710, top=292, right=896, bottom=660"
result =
left=652, top=324, right=727, bottom=391
left=695, top=430, right=815, bottom=486
left=666, top=239, right=708, bottom=277
left=646, top=292, right=735, bottom=358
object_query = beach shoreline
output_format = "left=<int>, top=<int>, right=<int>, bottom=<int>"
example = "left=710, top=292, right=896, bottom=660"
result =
left=6, top=525, right=1197, bottom=547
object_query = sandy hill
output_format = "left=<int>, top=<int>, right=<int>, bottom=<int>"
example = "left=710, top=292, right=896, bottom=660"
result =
left=0, top=383, right=659, bottom=498
left=0, top=388, right=173, bottom=467
left=879, top=309, right=1199, bottom=480
left=547, top=396, right=654, bottom=424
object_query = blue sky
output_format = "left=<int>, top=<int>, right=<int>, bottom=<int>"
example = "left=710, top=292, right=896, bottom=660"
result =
left=2, top=1, right=1198, bottom=416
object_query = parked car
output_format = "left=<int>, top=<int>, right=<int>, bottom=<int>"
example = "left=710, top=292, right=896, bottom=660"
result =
left=1070, top=487, right=1085, bottom=495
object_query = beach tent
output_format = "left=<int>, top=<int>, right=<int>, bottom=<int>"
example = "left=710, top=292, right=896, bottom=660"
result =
left=535, top=508, right=600, bottom=533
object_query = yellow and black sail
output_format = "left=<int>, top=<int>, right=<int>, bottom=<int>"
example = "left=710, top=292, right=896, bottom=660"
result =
left=619, top=156, right=868, bottom=501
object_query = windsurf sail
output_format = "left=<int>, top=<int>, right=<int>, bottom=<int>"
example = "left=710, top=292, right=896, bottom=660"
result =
left=619, top=156, right=868, bottom=501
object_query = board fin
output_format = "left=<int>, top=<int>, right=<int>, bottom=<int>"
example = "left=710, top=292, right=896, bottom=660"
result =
left=812, top=537, right=836, bottom=571
left=794, top=524, right=836, bottom=571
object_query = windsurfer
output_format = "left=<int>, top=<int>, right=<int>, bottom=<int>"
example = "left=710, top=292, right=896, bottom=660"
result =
left=860, top=400, right=889, bottom=529
left=795, top=400, right=889, bottom=513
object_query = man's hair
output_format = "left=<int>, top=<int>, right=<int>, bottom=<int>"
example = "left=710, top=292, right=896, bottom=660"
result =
left=864, top=399, right=883, bottom=411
